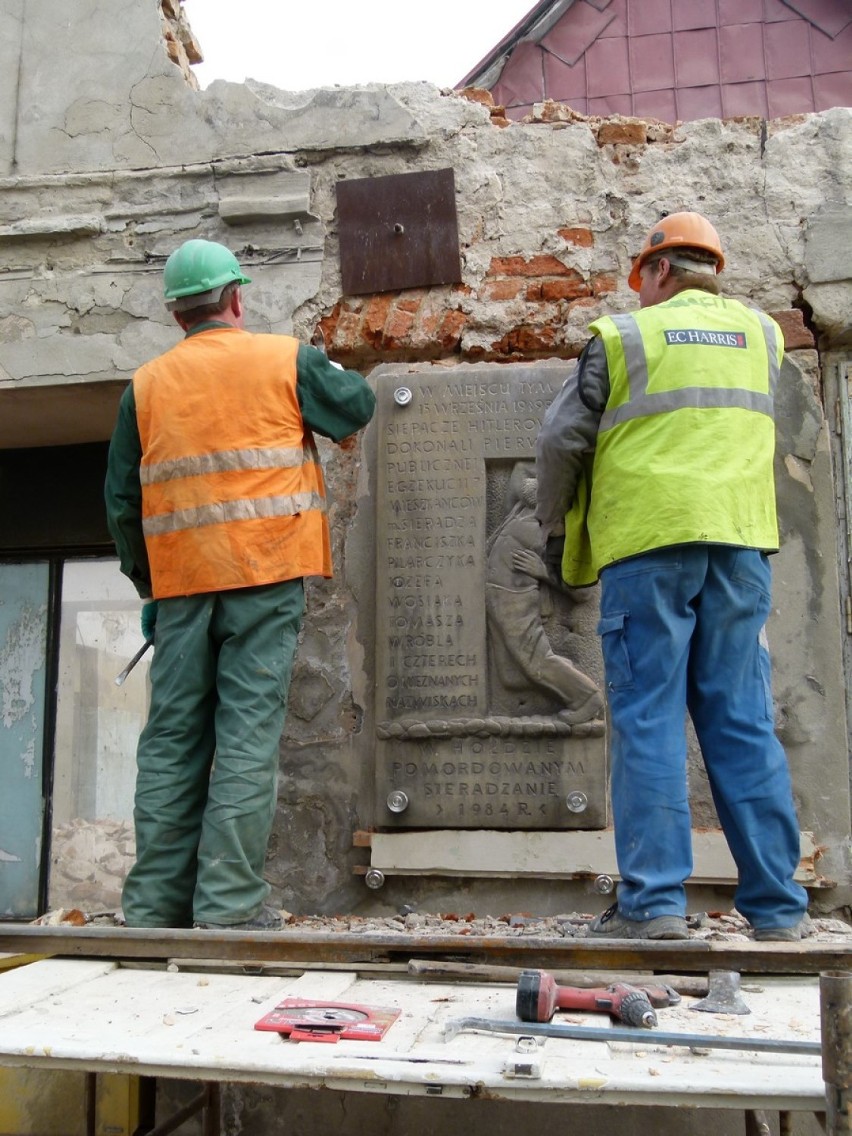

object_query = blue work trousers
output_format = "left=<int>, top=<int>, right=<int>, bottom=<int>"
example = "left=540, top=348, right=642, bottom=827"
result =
left=598, top=545, right=807, bottom=930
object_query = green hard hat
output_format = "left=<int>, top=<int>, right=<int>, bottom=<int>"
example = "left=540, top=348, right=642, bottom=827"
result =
left=162, top=239, right=251, bottom=311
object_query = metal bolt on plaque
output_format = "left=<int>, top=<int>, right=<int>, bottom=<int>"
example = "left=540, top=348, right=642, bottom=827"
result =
left=566, top=791, right=588, bottom=813
left=593, top=874, right=615, bottom=894
left=386, top=789, right=410, bottom=813
left=393, top=386, right=413, bottom=406
left=364, top=868, right=386, bottom=890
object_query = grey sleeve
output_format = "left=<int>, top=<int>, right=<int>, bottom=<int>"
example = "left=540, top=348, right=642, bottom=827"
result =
left=534, top=337, right=609, bottom=535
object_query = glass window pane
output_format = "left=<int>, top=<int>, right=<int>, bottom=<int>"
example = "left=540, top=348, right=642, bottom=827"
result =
left=0, top=562, right=49, bottom=919
left=49, top=559, right=147, bottom=913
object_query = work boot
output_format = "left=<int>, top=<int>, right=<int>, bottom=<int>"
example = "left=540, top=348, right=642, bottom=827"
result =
left=752, top=918, right=808, bottom=942
left=194, top=905, right=284, bottom=931
left=586, top=903, right=689, bottom=940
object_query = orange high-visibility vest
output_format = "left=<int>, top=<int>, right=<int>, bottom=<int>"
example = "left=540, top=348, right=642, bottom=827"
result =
left=133, top=328, right=331, bottom=599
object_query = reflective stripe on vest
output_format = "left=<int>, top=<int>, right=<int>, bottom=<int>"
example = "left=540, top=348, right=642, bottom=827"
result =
left=599, top=308, right=780, bottom=432
left=140, top=445, right=307, bottom=486
left=140, top=440, right=325, bottom=537
left=142, top=489, right=326, bottom=538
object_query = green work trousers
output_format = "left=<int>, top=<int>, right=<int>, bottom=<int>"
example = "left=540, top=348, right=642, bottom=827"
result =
left=121, top=579, right=305, bottom=927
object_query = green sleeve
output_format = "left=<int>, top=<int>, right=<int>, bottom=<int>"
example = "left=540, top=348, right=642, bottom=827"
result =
left=104, top=384, right=152, bottom=598
left=296, top=345, right=376, bottom=442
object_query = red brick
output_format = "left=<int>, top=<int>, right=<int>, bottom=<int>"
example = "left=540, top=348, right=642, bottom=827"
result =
left=591, top=272, right=618, bottom=295
left=319, top=302, right=363, bottom=353
left=488, top=254, right=571, bottom=277
left=458, top=87, right=495, bottom=107
left=558, top=227, right=594, bottom=247
left=596, top=122, right=647, bottom=146
left=541, top=277, right=590, bottom=301
left=384, top=307, right=416, bottom=343
left=525, top=282, right=543, bottom=301
left=396, top=292, right=425, bottom=313
left=363, top=293, right=393, bottom=330
left=492, top=324, right=558, bottom=355
left=537, top=100, right=578, bottom=123
left=438, top=309, right=467, bottom=350
left=767, top=308, right=815, bottom=351
left=361, top=294, right=394, bottom=347
left=483, top=278, right=525, bottom=301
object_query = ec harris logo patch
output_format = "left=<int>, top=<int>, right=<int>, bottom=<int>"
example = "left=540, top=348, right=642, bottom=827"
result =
left=664, top=329, right=747, bottom=348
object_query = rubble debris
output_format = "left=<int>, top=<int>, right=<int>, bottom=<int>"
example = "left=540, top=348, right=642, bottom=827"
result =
left=31, top=907, right=852, bottom=942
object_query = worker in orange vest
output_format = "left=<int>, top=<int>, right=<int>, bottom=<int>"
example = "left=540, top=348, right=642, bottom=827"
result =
left=105, top=239, right=375, bottom=930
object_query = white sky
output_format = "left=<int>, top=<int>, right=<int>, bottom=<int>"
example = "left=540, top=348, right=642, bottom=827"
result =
left=183, top=1, right=536, bottom=92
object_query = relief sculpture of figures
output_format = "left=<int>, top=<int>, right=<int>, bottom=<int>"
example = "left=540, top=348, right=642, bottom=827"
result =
left=485, top=464, right=603, bottom=724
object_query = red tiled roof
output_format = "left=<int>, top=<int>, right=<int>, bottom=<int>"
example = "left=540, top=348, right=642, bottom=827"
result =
left=461, top=0, right=852, bottom=122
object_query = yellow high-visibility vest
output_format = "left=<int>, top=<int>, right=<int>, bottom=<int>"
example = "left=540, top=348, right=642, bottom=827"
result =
left=562, top=290, right=783, bottom=584
left=134, top=328, right=331, bottom=599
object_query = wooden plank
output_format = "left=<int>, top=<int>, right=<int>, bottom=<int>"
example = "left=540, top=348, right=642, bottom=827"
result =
left=0, top=958, right=116, bottom=1015
left=0, top=962, right=827, bottom=1110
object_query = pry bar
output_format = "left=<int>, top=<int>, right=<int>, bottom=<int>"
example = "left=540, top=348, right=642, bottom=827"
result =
left=442, top=1017, right=820, bottom=1056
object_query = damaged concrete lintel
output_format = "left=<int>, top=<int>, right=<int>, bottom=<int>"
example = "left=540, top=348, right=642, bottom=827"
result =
left=0, top=216, right=103, bottom=239
left=0, top=381, right=127, bottom=448
left=368, top=830, right=824, bottom=886
left=219, top=197, right=319, bottom=227
left=228, top=81, right=430, bottom=157
left=217, top=168, right=314, bottom=226
left=0, top=152, right=305, bottom=194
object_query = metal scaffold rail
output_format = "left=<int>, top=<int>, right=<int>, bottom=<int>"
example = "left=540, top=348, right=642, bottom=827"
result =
left=0, top=922, right=850, bottom=974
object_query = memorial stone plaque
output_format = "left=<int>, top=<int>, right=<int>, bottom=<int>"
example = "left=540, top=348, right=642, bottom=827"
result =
left=374, top=363, right=607, bottom=831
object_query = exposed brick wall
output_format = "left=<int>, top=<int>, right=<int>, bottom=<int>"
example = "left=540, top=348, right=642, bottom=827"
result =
left=161, top=0, right=202, bottom=89
left=318, top=286, right=472, bottom=367
left=320, top=231, right=619, bottom=368
left=315, top=99, right=818, bottom=371
left=319, top=282, right=813, bottom=371
left=457, top=87, right=511, bottom=128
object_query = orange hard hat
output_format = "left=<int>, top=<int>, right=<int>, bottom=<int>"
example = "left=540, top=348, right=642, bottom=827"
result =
left=628, top=212, right=725, bottom=291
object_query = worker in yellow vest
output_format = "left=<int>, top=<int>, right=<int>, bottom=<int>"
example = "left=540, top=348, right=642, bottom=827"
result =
left=535, top=212, right=808, bottom=942
left=105, top=239, right=375, bottom=930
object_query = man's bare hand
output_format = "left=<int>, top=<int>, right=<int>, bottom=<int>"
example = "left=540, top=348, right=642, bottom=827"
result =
left=338, top=434, right=358, bottom=452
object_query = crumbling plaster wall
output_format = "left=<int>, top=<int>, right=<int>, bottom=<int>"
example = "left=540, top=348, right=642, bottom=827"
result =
left=0, top=1, right=850, bottom=918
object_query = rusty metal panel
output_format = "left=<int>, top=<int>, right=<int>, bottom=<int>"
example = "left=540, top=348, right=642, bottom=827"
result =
left=336, top=168, right=462, bottom=296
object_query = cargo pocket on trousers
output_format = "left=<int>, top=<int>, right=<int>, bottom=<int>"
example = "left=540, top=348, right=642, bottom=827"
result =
left=597, top=612, right=633, bottom=691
